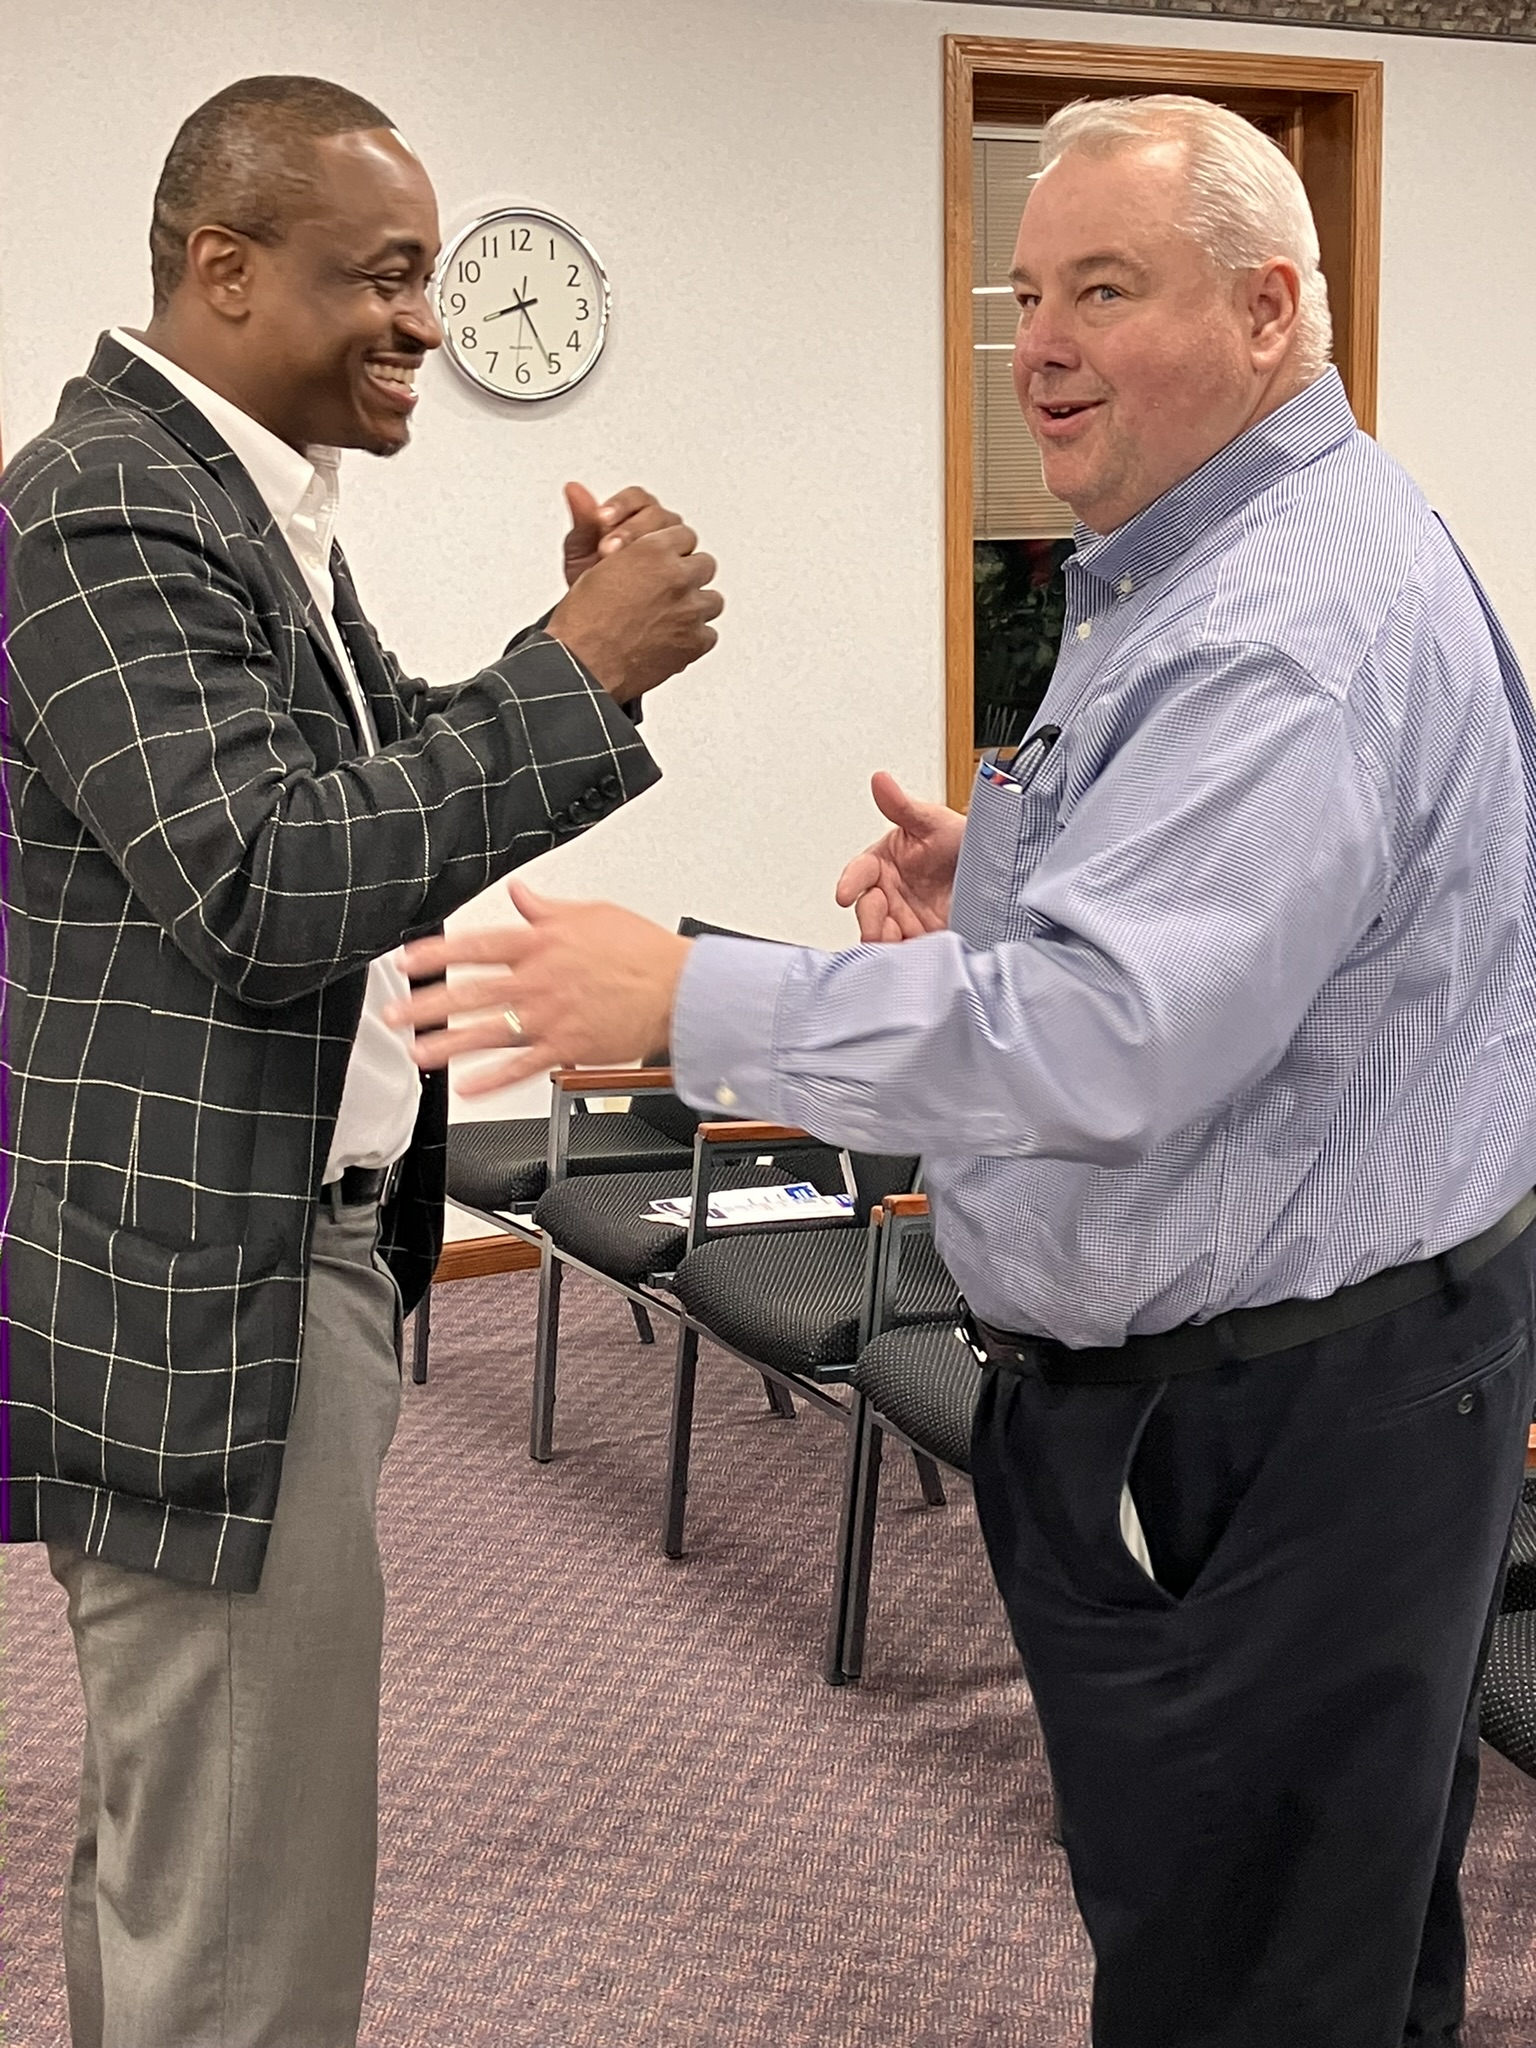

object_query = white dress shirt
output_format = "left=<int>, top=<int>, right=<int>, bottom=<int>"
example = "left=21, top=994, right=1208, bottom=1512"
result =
left=112, top=329, right=420, bottom=1182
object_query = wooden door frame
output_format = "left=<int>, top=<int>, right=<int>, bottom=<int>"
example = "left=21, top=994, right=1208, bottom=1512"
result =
left=944, top=36, right=1383, bottom=807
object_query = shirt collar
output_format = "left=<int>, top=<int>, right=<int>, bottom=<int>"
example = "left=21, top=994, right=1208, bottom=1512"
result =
left=110, top=327, right=341, bottom=542
left=1070, top=367, right=1360, bottom=597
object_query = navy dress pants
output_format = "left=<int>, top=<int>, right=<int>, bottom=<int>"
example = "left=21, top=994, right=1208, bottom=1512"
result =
left=970, top=1225, right=1536, bottom=2048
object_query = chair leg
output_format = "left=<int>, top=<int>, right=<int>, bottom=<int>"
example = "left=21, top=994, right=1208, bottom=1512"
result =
left=838, top=1405, right=885, bottom=1687
left=630, top=1300, right=656, bottom=1346
left=912, top=1451, right=947, bottom=1507
left=825, top=1393, right=870, bottom=1685
left=762, top=1373, right=797, bottom=1419
left=664, top=1324, right=701, bottom=1559
left=529, top=1241, right=564, bottom=1464
left=410, top=1285, right=432, bottom=1386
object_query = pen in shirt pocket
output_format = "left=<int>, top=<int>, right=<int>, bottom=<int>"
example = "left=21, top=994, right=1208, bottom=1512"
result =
left=980, top=723, right=1061, bottom=792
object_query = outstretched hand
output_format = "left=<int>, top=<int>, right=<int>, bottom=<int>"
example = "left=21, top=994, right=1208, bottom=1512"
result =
left=835, top=772, right=966, bottom=942
left=387, top=882, right=691, bottom=1095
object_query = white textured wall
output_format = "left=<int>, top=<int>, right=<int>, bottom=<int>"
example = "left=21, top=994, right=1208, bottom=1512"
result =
left=3, top=0, right=1534, bottom=1119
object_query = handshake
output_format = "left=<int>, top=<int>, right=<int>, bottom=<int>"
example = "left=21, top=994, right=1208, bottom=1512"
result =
left=545, top=480, right=723, bottom=705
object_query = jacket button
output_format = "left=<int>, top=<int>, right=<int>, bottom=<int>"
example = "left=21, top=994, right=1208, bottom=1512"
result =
left=1457, top=1392, right=1476, bottom=1414
left=600, top=773, right=621, bottom=798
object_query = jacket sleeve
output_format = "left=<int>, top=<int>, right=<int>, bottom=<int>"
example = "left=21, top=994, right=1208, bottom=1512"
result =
left=3, top=464, right=661, bottom=1007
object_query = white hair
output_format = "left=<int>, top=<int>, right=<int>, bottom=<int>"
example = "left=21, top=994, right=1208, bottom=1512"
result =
left=1040, top=94, right=1333, bottom=380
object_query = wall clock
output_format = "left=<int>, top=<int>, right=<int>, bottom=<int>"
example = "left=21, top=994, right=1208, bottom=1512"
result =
left=436, top=207, right=610, bottom=403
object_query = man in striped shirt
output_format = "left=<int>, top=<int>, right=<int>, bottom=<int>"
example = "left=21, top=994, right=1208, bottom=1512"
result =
left=396, top=96, right=1536, bottom=2047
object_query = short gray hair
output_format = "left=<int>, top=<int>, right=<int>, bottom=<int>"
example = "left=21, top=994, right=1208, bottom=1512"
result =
left=1040, top=94, right=1333, bottom=380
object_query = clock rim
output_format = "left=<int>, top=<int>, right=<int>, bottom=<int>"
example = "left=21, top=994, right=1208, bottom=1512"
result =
left=434, top=205, right=611, bottom=405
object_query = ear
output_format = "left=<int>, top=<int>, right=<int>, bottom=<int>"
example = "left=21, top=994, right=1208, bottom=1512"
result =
left=182, top=225, right=259, bottom=325
left=1245, top=257, right=1303, bottom=372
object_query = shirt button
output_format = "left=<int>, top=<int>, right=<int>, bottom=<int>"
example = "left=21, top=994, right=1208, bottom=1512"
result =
left=1076, top=620, right=1092, bottom=642
left=1116, top=577, right=1135, bottom=598
left=715, top=1084, right=738, bottom=1109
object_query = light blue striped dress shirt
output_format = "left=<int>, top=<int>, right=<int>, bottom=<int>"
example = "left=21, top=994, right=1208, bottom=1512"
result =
left=671, top=370, right=1536, bottom=1347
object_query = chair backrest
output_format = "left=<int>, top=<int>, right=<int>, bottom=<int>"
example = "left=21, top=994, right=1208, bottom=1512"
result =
left=848, top=1153, right=921, bottom=1222
left=626, top=916, right=786, bottom=1146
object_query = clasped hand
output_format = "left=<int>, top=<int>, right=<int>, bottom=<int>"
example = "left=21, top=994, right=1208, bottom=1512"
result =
left=546, top=480, right=723, bottom=704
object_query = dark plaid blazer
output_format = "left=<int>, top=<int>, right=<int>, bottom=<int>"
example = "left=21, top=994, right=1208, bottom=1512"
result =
left=0, top=333, right=660, bottom=1590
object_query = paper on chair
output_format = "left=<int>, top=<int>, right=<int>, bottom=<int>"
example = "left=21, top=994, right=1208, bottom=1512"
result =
left=643, top=1182, right=855, bottom=1228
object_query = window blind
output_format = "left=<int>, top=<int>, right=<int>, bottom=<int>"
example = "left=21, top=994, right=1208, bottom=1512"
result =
left=972, top=132, right=1074, bottom=542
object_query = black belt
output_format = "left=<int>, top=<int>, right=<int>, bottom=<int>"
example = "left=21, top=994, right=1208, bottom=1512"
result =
left=318, top=1162, right=401, bottom=1217
left=963, top=1189, right=1536, bottom=1387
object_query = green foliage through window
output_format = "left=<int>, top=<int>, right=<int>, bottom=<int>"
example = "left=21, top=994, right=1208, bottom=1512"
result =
left=973, top=538, right=1074, bottom=751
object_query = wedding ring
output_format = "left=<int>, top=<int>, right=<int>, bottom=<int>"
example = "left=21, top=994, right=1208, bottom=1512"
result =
left=503, top=1007, right=523, bottom=1041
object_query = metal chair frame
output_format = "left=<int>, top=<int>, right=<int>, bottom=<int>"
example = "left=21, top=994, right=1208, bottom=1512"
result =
left=661, top=1156, right=948, bottom=1580
left=435, top=1075, right=852, bottom=1462
left=411, top=1072, right=682, bottom=1387
left=823, top=1196, right=971, bottom=1687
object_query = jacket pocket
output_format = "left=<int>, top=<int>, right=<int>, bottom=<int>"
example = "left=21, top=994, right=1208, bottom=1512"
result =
left=7, top=1182, right=297, bottom=1518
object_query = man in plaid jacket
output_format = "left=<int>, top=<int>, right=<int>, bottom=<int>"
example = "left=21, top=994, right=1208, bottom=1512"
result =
left=0, top=75, right=720, bottom=2046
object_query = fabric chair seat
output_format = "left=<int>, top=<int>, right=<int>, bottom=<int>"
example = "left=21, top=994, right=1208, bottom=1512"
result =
left=1481, top=1607, right=1536, bottom=1778
left=533, top=1161, right=827, bottom=1288
left=1501, top=1482, right=1536, bottom=1614
left=851, top=1323, right=982, bottom=1475
left=446, top=1112, right=691, bottom=1212
left=672, top=1226, right=957, bottom=1379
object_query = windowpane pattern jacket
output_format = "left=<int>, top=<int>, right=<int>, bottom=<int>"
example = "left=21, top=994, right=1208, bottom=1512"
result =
left=0, top=334, right=660, bottom=1589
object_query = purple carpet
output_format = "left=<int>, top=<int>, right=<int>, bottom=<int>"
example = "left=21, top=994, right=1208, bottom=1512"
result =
left=4, top=1269, right=1536, bottom=2045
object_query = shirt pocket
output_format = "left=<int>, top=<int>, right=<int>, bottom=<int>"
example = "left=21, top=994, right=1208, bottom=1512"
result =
left=951, top=733, right=1065, bottom=948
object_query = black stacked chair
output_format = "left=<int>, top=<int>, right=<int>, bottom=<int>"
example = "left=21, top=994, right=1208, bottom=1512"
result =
left=1499, top=1475, right=1536, bottom=1613
left=1479, top=1472, right=1536, bottom=1778
left=412, top=917, right=762, bottom=1387
left=1481, top=1611, right=1536, bottom=1777
left=824, top=1195, right=982, bottom=1684
left=664, top=1154, right=958, bottom=1563
left=412, top=1070, right=693, bottom=1383
left=529, top=1120, right=849, bottom=1460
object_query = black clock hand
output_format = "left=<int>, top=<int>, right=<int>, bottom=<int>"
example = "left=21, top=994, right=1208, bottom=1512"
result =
left=518, top=303, right=551, bottom=356
left=482, top=296, right=539, bottom=323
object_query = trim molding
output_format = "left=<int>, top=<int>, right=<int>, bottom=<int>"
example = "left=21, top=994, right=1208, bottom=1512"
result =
left=924, top=0, right=1534, bottom=43
left=434, top=1233, right=540, bottom=1283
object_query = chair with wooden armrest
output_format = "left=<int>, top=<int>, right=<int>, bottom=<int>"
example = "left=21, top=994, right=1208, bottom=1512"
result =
left=821, top=1195, right=987, bottom=1684
left=1500, top=1470, right=1536, bottom=1614
left=412, top=916, right=755, bottom=1386
left=1478, top=1437, right=1536, bottom=1778
left=412, top=1063, right=692, bottom=1385
left=525, top=1096, right=848, bottom=1460
left=662, top=1156, right=955, bottom=1571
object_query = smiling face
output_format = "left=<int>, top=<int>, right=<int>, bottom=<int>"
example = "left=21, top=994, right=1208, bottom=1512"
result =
left=152, top=125, right=443, bottom=456
left=235, top=128, right=442, bottom=455
left=1010, top=141, right=1300, bottom=534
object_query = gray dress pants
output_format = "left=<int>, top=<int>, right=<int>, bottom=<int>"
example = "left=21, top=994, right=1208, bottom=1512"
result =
left=48, top=1201, right=404, bottom=2048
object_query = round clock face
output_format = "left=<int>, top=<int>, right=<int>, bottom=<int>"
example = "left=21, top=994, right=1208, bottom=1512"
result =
left=436, top=209, right=610, bottom=403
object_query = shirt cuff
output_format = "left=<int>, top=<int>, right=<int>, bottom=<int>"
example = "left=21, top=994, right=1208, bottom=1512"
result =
left=671, top=935, right=801, bottom=1121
